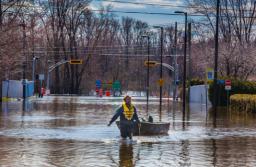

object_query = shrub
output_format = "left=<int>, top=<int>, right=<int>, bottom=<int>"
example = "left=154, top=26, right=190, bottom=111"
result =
left=189, top=78, right=205, bottom=86
left=208, top=80, right=256, bottom=106
left=230, top=94, right=256, bottom=112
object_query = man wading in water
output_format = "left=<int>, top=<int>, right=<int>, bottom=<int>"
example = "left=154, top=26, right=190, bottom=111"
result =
left=108, top=95, right=140, bottom=139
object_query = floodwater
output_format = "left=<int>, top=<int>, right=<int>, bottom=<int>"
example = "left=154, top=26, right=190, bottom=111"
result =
left=1, top=96, right=256, bottom=167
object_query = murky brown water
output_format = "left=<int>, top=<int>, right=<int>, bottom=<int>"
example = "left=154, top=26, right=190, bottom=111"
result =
left=1, top=96, right=256, bottom=167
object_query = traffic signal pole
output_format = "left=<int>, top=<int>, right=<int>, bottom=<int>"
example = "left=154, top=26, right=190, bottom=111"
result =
left=46, top=60, right=82, bottom=91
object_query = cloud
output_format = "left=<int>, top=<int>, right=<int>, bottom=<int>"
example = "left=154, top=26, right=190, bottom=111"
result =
left=102, top=1, right=145, bottom=9
left=140, top=0, right=185, bottom=9
left=89, top=3, right=98, bottom=10
left=99, top=0, right=185, bottom=10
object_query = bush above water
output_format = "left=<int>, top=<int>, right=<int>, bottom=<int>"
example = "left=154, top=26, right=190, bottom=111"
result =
left=230, top=94, right=256, bottom=112
left=208, top=80, right=256, bottom=106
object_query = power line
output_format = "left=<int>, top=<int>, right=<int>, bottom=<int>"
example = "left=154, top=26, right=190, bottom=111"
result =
left=91, top=9, right=204, bottom=17
left=97, top=0, right=256, bottom=13
left=2, top=3, right=256, bottom=19
left=96, top=0, right=190, bottom=9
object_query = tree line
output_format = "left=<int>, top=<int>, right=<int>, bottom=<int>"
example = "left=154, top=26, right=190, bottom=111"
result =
left=0, top=0, right=255, bottom=96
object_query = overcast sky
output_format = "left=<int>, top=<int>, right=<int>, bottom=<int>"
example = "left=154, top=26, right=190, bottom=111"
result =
left=90, top=0, right=191, bottom=26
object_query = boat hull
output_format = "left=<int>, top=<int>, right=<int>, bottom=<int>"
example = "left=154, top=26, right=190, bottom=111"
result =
left=116, top=121, right=170, bottom=136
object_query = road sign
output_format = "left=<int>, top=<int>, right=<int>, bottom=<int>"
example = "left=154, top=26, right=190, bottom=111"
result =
left=225, top=80, right=231, bottom=86
left=112, top=80, right=121, bottom=90
left=217, top=79, right=225, bottom=85
left=175, top=80, right=180, bottom=85
left=69, top=59, right=83, bottom=64
left=158, top=78, right=164, bottom=86
left=206, top=68, right=214, bottom=81
left=96, top=80, right=102, bottom=88
left=225, top=85, right=231, bottom=90
left=39, top=74, right=44, bottom=80
left=225, top=80, right=231, bottom=90
left=144, top=61, right=158, bottom=67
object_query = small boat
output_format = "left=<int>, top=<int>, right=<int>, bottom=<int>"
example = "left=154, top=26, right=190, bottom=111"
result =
left=116, top=121, right=170, bottom=136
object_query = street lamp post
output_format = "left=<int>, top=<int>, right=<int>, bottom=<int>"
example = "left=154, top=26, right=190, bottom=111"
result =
left=175, top=11, right=188, bottom=115
left=142, top=35, right=150, bottom=116
left=153, top=26, right=164, bottom=121
left=32, top=56, right=39, bottom=82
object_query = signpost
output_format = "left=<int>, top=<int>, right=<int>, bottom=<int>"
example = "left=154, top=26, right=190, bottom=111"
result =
left=112, top=80, right=121, bottom=96
left=225, top=80, right=231, bottom=90
left=39, top=74, right=44, bottom=98
left=158, top=78, right=164, bottom=86
left=95, top=80, right=102, bottom=96
left=206, top=68, right=214, bottom=81
left=205, top=68, right=214, bottom=112
left=225, top=80, right=231, bottom=107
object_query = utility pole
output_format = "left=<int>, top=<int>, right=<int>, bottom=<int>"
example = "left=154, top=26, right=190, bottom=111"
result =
left=175, top=11, right=188, bottom=115
left=23, top=63, right=26, bottom=100
left=173, top=22, right=178, bottom=101
left=160, top=27, right=163, bottom=121
left=188, top=23, right=192, bottom=103
left=146, top=36, right=150, bottom=115
left=22, top=62, right=26, bottom=111
left=141, top=35, right=150, bottom=115
left=213, top=0, right=220, bottom=116
left=22, top=16, right=27, bottom=74
left=21, top=12, right=27, bottom=103
left=0, top=0, right=2, bottom=28
left=126, top=27, right=129, bottom=68
left=153, top=26, right=164, bottom=121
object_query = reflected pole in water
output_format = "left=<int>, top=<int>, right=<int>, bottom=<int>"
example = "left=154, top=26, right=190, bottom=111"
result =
left=212, top=139, right=217, bottom=166
left=182, top=109, right=186, bottom=130
left=180, top=140, right=190, bottom=165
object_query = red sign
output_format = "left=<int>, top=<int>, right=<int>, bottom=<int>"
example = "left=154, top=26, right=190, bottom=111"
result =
left=225, top=80, right=231, bottom=86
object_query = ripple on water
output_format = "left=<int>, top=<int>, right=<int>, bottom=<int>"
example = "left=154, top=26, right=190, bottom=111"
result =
left=1, top=125, right=256, bottom=144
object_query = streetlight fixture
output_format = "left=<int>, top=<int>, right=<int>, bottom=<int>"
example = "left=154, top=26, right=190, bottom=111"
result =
left=174, top=11, right=187, bottom=115
left=153, top=26, right=163, bottom=121
left=142, top=35, right=150, bottom=116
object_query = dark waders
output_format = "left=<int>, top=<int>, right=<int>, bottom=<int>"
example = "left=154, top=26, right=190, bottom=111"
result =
left=120, top=120, right=134, bottom=139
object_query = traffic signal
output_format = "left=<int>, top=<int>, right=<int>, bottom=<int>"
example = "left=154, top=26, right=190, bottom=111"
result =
left=144, top=61, right=158, bottom=67
left=69, top=59, right=83, bottom=64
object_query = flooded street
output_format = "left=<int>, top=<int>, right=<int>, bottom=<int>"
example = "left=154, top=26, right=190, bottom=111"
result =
left=1, top=96, right=256, bottom=167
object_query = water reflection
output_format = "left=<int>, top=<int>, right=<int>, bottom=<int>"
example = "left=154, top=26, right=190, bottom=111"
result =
left=1, top=100, right=33, bottom=113
left=0, top=97, right=256, bottom=166
left=179, top=140, right=191, bottom=167
left=119, top=143, right=134, bottom=167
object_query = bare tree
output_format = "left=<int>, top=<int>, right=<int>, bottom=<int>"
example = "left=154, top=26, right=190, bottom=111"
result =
left=187, top=0, right=256, bottom=79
